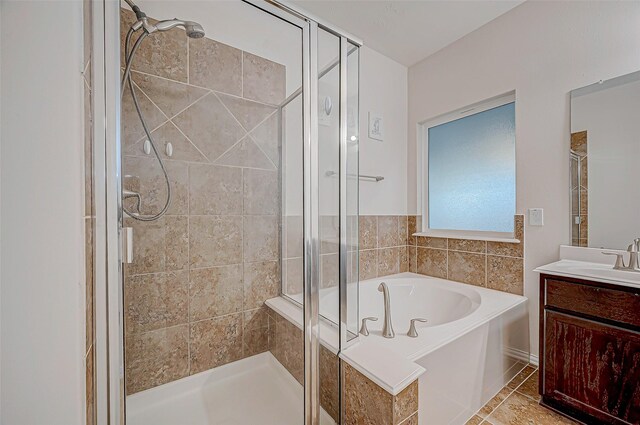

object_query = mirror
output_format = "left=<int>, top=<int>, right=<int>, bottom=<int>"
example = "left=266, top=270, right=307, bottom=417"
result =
left=570, top=71, right=640, bottom=250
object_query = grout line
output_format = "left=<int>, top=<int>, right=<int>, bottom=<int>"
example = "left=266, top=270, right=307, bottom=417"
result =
left=125, top=70, right=211, bottom=124
left=241, top=167, right=246, bottom=360
left=481, top=386, right=518, bottom=423
left=169, top=119, right=212, bottom=163
left=398, top=411, right=418, bottom=425
left=375, top=217, right=379, bottom=277
left=241, top=51, right=244, bottom=98
left=485, top=249, right=488, bottom=287
left=207, top=135, right=245, bottom=165
left=246, top=133, right=278, bottom=171
left=127, top=78, right=171, bottom=122
left=472, top=364, right=538, bottom=422
left=129, top=311, right=248, bottom=337
left=123, top=152, right=279, bottom=172
left=186, top=38, right=189, bottom=85
left=446, top=244, right=450, bottom=280
left=213, top=90, right=276, bottom=137
left=186, top=162, right=192, bottom=376
left=129, top=68, right=274, bottom=105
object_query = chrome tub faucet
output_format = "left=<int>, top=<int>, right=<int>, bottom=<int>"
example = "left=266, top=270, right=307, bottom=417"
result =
left=378, top=282, right=395, bottom=338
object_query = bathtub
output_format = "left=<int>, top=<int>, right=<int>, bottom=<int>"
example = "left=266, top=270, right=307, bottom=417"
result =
left=267, top=272, right=529, bottom=424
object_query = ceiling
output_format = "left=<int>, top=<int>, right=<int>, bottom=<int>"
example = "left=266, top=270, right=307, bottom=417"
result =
left=290, top=0, right=525, bottom=66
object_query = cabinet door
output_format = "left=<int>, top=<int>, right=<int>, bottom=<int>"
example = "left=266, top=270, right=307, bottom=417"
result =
left=543, top=311, right=640, bottom=424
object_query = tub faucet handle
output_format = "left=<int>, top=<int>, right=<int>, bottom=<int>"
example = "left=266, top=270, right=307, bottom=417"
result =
left=360, top=317, right=378, bottom=336
left=407, top=318, right=428, bottom=338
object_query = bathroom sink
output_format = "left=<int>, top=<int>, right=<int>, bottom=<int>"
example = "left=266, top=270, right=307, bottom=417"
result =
left=535, top=260, right=640, bottom=288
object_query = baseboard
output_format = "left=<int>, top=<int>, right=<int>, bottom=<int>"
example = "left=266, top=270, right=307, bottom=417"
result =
left=503, top=347, right=539, bottom=366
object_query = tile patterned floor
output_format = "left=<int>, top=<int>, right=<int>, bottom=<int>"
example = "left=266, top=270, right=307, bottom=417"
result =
left=466, top=365, right=579, bottom=425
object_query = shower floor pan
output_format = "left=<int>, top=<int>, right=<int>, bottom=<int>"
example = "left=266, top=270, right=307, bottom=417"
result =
left=127, top=352, right=335, bottom=425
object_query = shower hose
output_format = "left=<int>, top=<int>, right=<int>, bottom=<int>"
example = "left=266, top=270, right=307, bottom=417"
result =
left=121, top=26, right=172, bottom=222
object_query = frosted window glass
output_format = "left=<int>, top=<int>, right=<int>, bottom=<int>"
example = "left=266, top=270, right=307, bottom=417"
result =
left=428, top=102, right=515, bottom=233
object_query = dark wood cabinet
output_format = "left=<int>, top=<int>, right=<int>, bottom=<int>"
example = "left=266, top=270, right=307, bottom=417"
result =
left=540, top=274, right=640, bottom=424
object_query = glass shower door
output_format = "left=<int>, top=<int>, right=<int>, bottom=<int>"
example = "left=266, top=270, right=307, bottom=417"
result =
left=106, top=0, right=361, bottom=423
left=118, top=1, right=310, bottom=424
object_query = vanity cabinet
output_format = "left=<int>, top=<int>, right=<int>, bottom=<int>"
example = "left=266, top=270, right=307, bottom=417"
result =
left=539, top=274, right=640, bottom=424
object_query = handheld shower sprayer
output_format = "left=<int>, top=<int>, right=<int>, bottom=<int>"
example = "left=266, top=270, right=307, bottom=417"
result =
left=121, top=0, right=205, bottom=221
left=154, top=19, right=206, bottom=38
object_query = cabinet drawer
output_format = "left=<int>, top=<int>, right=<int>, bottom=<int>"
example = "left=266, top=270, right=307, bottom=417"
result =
left=545, top=279, right=640, bottom=328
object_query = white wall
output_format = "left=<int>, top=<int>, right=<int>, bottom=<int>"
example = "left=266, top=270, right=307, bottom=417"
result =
left=359, top=47, right=408, bottom=216
left=571, top=79, right=640, bottom=250
left=0, top=1, right=85, bottom=424
left=407, top=0, right=640, bottom=359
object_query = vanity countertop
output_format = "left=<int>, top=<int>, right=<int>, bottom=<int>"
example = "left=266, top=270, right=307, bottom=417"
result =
left=535, top=259, right=640, bottom=289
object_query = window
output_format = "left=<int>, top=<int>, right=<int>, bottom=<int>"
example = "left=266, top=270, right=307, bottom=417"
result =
left=418, top=94, right=516, bottom=239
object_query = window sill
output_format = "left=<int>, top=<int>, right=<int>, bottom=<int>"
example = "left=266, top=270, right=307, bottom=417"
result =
left=413, top=231, right=520, bottom=244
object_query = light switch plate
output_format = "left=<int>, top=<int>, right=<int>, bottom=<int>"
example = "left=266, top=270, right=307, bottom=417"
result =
left=529, top=208, right=544, bottom=226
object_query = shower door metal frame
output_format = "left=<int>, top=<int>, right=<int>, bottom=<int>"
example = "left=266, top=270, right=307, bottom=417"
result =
left=246, top=2, right=320, bottom=422
left=92, top=1, right=361, bottom=424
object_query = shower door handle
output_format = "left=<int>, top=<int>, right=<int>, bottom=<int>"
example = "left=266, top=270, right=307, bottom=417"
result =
left=122, top=227, right=134, bottom=264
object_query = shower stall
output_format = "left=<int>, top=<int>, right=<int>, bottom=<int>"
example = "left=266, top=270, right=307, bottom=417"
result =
left=90, top=1, right=360, bottom=424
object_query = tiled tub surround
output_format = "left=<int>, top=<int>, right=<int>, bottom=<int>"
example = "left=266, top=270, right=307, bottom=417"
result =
left=343, top=363, right=418, bottom=425
left=268, top=307, right=340, bottom=422
left=120, top=9, right=285, bottom=394
left=267, top=305, right=419, bottom=425
left=359, top=215, right=525, bottom=296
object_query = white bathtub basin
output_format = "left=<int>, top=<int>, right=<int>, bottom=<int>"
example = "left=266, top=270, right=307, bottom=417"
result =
left=359, top=277, right=481, bottom=328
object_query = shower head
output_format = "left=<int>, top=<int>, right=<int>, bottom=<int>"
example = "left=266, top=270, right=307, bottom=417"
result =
left=184, top=22, right=205, bottom=39
left=153, top=19, right=205, bottom=38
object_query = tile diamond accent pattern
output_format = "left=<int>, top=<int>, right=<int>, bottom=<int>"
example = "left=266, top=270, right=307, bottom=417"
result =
left=172, top=92, right=246, bottom=163
left=215, top=136, right=275, bottom=170
left=217, top=92, right=277, bottom=132
left=131, top=71, right=209, bottom=118
left=250, top=112, right=280, bottom=167
left=120, top=7, right=286, bottom=394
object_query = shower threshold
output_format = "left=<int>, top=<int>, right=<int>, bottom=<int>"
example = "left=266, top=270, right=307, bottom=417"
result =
left=127, top=352, right=336, bottom=425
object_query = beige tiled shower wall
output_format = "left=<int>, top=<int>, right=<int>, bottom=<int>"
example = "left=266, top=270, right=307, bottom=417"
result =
left=120, top=9, right=285, bottom=394
left=83, top=0, right=96, bottom=424
left=359, top=215, right=525, bottom=296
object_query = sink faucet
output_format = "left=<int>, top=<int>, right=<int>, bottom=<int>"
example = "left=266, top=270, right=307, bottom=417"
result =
left=602, top=238, right=640, bottom=272
left=378, top=282, right=394, bottom=338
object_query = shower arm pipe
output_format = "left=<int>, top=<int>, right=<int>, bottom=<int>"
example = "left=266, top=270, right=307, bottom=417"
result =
left=123, top=0, right=146, bottom=19
left=279, top=44, right=358, bottom=109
